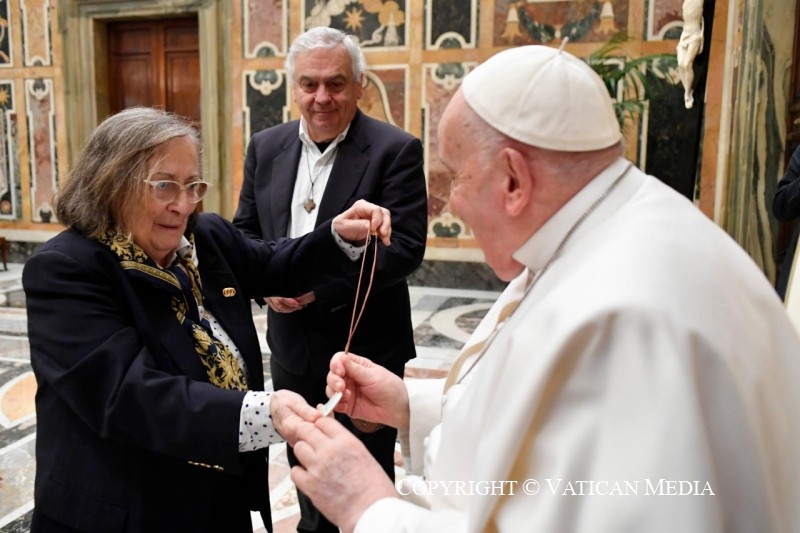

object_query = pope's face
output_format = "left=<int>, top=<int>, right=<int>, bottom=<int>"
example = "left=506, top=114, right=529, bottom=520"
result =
left=292, top=44, right=363, bottom=143
left=131, top=136, right=200, bottom=267
left=438, top=91, right=520, bottom=281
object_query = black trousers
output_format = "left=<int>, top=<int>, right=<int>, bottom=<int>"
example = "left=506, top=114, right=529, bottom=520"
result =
left=270, top=356, right=403, bottom=533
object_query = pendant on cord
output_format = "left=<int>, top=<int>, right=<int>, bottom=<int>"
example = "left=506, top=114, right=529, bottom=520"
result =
left=304, top=198, right=317, bottom=213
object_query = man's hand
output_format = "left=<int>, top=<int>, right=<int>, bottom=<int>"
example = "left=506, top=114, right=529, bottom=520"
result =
left=269, top=390, right=321, bottom=446
left=291, top=417, right=397, bottom=533
left=326, top=351, right=410, bottom=432
left=266, top=292, right=315, bottom=313
left=333, top=199, right=392, bottom=246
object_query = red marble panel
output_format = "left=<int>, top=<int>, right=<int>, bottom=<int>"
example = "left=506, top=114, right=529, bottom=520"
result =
left=25, top=78, right=57, bottom=224
left=422, top=62, right=475, bottom=240
left=494, top=0, right=631, bottom=46
left=649, top=0, right=684, bottom=39
left=244, top=0, right=286, bottom=57
left=361, top=67, right=406, bottom=128
left=21, top=0, right=52, bottom=66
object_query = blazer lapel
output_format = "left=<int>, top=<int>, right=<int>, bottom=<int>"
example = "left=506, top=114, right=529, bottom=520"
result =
left=270, top=139, right=302, bottom=238
left=317, top=112, right=370, bottom=224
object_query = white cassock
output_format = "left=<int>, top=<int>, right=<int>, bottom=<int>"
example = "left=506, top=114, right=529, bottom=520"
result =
left=355, top=157, right=800, bottom=532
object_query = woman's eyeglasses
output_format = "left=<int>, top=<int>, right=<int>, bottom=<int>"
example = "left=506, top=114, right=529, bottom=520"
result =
left=144, top=178, right=211, bottom=204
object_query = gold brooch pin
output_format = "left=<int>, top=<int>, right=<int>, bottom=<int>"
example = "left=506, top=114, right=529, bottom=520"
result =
left=222, top=287, right=236, bottom=297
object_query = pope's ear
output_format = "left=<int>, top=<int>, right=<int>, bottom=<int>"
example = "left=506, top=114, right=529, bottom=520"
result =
left=501, top=147, right=532, bottom=215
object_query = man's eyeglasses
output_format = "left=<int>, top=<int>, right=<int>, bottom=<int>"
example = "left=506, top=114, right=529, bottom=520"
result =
left=144, top=178, right=211, bottom=204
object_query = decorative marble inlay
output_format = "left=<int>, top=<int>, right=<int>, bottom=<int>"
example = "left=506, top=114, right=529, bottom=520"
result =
left=25, top=77, right=57, bottom=224
left=422, top=61, right=473, bottom=240
left=494, top=0, right=630, bottom=46
left=727, top=18, right=786, bottom=281
left=0, top=80, right=18, bottom=220
left=647, top=0, right=684, bottom=40
left=0, top=0, right=11, bottom=66
left=426, top=0, right=477, bottom=49
left=361, top=66, right=407, bottom=128
left=244, top=69, right=289, bottom=144
left=244, top=0, right=287, bottom=58
left=20, top=0, right=53, bottom=67
left=304, top=0, right=408, bottom=49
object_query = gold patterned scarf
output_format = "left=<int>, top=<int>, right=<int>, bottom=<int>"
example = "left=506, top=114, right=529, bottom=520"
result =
left=98, top=230, right=248, bottom=390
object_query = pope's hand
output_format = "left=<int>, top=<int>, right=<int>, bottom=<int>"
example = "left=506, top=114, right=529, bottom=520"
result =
left=326, top=351, right=410, bottom=432
left=291, top=416, right=397, bottom=533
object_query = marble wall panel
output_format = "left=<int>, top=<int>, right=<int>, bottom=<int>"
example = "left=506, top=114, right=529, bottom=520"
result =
left=0, top=81, right=18, bottom=220
left=0, top=0, right=727, bottom=272
left=0, top=0, right=11, bottom=66
left=25, top=78, right=56, bottom=224
left=362, top=66, right=407, bottom=128
left=647, top=0, right=683, bottom=40
left=495, top=0, right=630, bottom=46
left=426, top=0, right=477, bottom=49
left=244, top=0, right=287, bottom=57
left=723, top=0, right=794, bottom=282
left=243, top=69, right=289, bottom=142
left=304, top=0, right=409, bottom=48
left=422, top=61, right=474, bottom=240
left=20, top=0, right=52, bottom=67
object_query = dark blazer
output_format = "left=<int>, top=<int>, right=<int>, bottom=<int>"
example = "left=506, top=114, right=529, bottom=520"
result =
left=773, top=145, right=800, bottom=299
left=233, top=110, right=428, bottom=375
left=23, top=213, right=353, bottom=532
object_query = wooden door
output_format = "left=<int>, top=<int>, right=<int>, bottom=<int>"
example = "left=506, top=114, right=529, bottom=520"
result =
left=107, top=17, right=201, bottom=129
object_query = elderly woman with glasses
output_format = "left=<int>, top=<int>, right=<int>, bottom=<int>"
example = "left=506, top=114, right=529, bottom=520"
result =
left=22, top=106, right=391, bottom=533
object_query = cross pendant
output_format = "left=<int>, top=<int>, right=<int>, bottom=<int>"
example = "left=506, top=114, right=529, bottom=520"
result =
left=303, top=198, right=317, bottom=213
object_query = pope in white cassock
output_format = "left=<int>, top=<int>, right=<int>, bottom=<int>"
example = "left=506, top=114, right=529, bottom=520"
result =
left=277, top=43, right=800, bottom=533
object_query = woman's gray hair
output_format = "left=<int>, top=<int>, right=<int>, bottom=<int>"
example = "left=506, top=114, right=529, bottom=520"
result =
left=56, top=106, right=199, bottom=238
left=286, top=27, right=367, bottom=82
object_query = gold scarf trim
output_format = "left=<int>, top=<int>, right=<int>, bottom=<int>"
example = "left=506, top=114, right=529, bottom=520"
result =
left=98, top=230, right=248, bottom=390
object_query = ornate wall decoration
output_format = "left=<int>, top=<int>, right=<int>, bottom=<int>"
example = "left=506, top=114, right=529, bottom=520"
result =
left=647, top=0, right=684, bottom=40
left=0, top=80, right=18, bottom=220
left=495, top=0, right=629, bottom=46
left=244, top=0, right=287, bottom=57
left=361, top=67, right=407, bottom=128
left=426, top=0, right=477, bottom=49
left=0, top=0, right=705, bottom=269
left=20, top=0, right=53, bottom=67
left=25, top=77, right=57, bottom=224
left=423, top=61, right=475, bottom=242
left=243, top=69, right=288, bottom=142
left=0, top=0, right=11, bottom=66
left=304, top=0, right=408, bottom=48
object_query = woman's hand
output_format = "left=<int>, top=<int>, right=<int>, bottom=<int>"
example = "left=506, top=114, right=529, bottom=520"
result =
left=332, top=199, right=392, bottom=246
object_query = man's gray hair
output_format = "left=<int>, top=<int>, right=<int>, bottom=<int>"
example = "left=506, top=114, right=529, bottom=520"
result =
left=286, top=27, right=367, bottom=82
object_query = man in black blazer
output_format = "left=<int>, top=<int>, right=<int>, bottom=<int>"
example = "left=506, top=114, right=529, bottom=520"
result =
left=233, top=27, right=427, bottom=533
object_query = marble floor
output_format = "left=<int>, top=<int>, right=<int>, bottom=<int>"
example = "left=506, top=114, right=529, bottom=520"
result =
left=0, top=263, right=501, bottom=532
